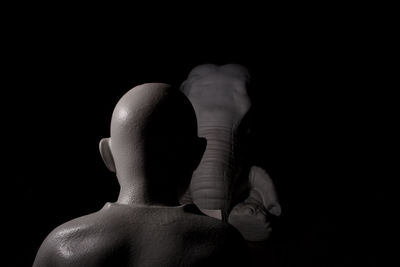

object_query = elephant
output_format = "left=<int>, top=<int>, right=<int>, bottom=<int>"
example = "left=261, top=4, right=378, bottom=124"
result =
left=180, top=64, right=281, bottom=241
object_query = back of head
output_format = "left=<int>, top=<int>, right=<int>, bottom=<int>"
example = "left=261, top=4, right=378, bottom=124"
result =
left=101, top=83, right=204, bottom=199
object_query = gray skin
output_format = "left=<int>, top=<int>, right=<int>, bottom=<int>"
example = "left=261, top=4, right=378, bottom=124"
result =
left=33, top=83, right=250, bottom=267
left=180, top=64, right=281, bottom=241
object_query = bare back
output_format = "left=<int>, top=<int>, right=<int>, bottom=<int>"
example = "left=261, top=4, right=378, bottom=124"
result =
left=33, top=203, right=250, bottom=267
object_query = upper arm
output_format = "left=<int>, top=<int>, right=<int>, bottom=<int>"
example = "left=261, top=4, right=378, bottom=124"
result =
left=33, top=233, right=59, bottom=267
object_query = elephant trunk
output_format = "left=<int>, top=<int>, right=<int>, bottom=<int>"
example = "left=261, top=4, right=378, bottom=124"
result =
left=190, top=122, right=239, bottom=213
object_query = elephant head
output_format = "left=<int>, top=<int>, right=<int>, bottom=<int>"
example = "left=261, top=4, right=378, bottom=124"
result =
left=180, top=64, right=250, bottom=217
left=180, top=64, right=281, bottom=241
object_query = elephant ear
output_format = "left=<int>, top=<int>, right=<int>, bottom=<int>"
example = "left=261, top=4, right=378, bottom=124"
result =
left=248, top=166, right=281, bottom=216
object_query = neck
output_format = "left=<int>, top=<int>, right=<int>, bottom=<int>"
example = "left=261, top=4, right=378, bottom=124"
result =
left=116, top=184, right=181, bottom=207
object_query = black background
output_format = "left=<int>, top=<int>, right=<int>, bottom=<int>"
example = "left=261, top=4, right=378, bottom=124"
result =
left=3, top=8, right=392, bottom=267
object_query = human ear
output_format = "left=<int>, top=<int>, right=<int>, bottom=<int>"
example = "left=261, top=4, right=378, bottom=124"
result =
left=99, top=138, right=116, bottom=172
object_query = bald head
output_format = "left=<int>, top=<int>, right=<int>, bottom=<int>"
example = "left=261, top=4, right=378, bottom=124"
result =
left=100, top=83, right=205, bottom=202
left=111, top=83, right=196, bottom=143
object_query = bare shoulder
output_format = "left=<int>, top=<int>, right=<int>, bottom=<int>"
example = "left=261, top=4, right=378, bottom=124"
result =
left=187, top=209, right=245, bottom=241
left=182, top=214, right=251, bottom=266
left=33, top=211, right=128, bottom=267
left=182, top=210, right=249, bottom=252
